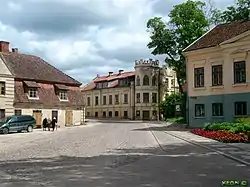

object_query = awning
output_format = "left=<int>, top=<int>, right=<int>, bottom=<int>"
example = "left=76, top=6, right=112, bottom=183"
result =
left=23, top=81, right=40, bottom=88
left=54, top=84, right=69, bottom=90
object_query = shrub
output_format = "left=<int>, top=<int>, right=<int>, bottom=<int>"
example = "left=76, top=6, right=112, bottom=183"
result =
left=204, top=122, right=250, bottom=134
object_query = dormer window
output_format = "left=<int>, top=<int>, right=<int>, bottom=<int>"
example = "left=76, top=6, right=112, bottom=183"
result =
left=29, top=88, right=38, bottom=98
left=54, top=84, right=69, bottom=101
left=59, top=91, right=68, bottom=101
left=24, top=81, right=40, bottom=99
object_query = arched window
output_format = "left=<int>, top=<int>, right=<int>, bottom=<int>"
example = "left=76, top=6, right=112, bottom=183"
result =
left=152, top=75, right=156, bottom=86
left=143, top=75, right=149, bottom=85
left=136, top=76, right=140, bottom=86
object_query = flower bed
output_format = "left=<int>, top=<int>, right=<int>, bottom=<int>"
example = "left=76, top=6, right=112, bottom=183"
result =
left=191, top=129, right=249, bottom=143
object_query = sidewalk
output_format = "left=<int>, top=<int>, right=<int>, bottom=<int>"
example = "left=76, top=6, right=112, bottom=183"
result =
left=149, top=122, right=250, bottom=166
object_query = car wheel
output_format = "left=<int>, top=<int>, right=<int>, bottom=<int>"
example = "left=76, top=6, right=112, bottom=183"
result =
left=2, top=127, right=9, bottom=134
left=27, top=125, right=33, bottom=132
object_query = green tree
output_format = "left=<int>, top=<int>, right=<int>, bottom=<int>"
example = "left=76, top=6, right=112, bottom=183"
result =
left=212, top=0, right=250, bottom=24
left=146, top=0, right=209, bottom=93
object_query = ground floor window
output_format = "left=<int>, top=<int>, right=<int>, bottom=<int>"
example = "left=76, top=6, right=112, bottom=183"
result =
left=212, top=103, right=223, bottom=116
left=124, top=111, right=128, bottom=118
left=0, top=109, right=5, bottom=120
left=103, top=111, right=106, bottom=117
left=195, top=104, right=205, bottom=117
left=109, top=111, right=112, bottom=117
left=95, top=112, right=98, bottom=117
left=15, top=109, right=22, bottom=116
left=235, top=101, right=247, bottom=116
left=115, top=111, right=119, bottom=117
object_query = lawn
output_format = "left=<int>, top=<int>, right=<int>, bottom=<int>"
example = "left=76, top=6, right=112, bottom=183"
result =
left=191, top=118, right=250, bottom=143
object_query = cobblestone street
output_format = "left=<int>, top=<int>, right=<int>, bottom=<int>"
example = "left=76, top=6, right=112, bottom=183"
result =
left=0, top=122, right=249, bottom=187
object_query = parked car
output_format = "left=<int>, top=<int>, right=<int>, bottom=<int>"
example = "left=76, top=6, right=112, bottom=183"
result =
left=0, top=115, right=36, bottom=134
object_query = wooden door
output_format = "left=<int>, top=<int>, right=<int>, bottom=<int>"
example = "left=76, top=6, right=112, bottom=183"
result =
left=65, top=110, right=73, bottom=125
left=33, top=110, right=42, bottom=128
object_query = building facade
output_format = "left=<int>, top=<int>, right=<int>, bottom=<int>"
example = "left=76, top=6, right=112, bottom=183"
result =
left=82, top=59, right=178, bottom=120
left=183, top=20, right=250, bottom=127
left=0, top=41, right=84, bottom=127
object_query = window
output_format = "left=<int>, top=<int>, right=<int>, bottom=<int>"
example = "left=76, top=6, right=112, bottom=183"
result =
left=87, top=97, right=91, bottom=106
left=124, top=94, right=128, bottom=104
left=195, top=104, right=205, bottom=117
left=115, top=111, right=119, bottom=117
left=103, top=96, right=106, bottom=105
left=95, top=96, right=99, bottom=105
left=152, top=93, right=157, bottom=103
left=143, top=93, right=149, bottom=103
left=109, top=111, right=112, bottom=117
left=152, top=76, right=156, bottom=86
left=59, top=91, right=67, bottom=100
left=103, top=111, right=106, bottom=117
left=136, top=110, right=140, bottom=117
left=115, top=95, right=119, bottom=104
left=109, top=95, right=112, bottom=105
left=194, top=67, right=204, bottom=88
left=28, top=88, right=38, bottom=98
left=171, top=79, right=174, bottom=87
left=95, top=112, right=98, bottom=117
left=0, top=82, right=5, bottom=95
left=212, top=65, right=223, bottom=86
left=124, top=111, right=128, bottom=118
left=234, top=61, right=246, bottom=84
left=165, top=78, right=169, bottom=88
left=212, top=103, right=223, bottom=116
left=15, top=109, right=22, bottom=116
left=143, top=75, right=149, bottom=85
left=235, top=102, right=247, bottom=116
left=87, top=112, right=90, bottom=117
left=136, top=93, right=140, bottom=103
left=136, top=76, right=140, bottom=86
left=0, top=109, right=5, bottom=120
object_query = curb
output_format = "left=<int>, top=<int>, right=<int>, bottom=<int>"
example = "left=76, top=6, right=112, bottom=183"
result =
left=163, top=131, right=250, bottom=166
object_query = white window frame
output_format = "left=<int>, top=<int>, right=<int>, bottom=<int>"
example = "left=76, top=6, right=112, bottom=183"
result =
left=59, top=91, right=68, bottom=101
left=0, top=81, right=5, bottom=95
left=28, top=88, right=39, bottom=99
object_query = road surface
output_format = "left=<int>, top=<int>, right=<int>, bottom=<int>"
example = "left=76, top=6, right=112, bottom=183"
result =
left=0, top=122, right=249, bottom=187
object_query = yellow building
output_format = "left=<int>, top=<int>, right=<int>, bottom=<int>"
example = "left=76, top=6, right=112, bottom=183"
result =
left=81, top=59, right=178, bottom=120
left=183, top=20, right=250, bottom=127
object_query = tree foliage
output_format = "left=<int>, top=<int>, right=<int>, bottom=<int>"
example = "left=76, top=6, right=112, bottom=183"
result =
left=146, top=0, right=209, bottom=93
left=211, top=0, right=250, bottom=24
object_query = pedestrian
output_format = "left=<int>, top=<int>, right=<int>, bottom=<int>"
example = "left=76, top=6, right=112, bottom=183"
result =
left=47, top=118, right=51, bottom=131
left=42, top=117, right=48, bottom=131
left=51, top=117, right=57, bottom=132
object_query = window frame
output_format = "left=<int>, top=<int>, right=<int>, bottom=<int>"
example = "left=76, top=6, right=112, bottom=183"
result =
left=59, top=90, right=68, bottom=101
left=195, top=104, right=205, bottom=117
left=212, top=65, right=223, bottom=86
left=136, top=76, right=140, bottom=86
left=0, top=81, right=6, bottom=95
left=124, top=93, right=128, bottom=104
left=143, top=93, right=149, bottom=103
left=143, top=75, right=149, bottom=86
left=109, top=95, right=112, bottom=105
left=234, top=101, right=247, bottom=116
left=212, top=103, right=223, bottom=117
left=28, top=88, right=38, bottom=98
left=234, top=61, right=246, bottom=84
left=115, top=94, right=119, bottom=104
left=95, top=96, right=99, bottom=106
left=103, top=96, right=106, bottom=105
left=152, top=93, right=157, bottom=103
left=194, top=67, right=204, bottom=88
left=136, top=93, right=140, bottom=103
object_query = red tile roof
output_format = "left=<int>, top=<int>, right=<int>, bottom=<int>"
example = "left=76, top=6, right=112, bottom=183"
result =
left=82, top=71, right=135, bottom=91
left=0, top=52, right=81, bottom=86
left=184, top=19, right=250, bottom=52
left=14, top=81, right=84, bottom=108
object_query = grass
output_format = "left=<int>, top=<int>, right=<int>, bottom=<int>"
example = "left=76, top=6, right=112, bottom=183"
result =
left=167, top=117, right=186, bottom=124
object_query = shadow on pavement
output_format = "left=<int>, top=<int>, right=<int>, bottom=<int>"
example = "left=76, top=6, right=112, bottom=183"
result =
left=133, top=123, right=191, bottom=132
left=0, top=143, right=249, bottom=187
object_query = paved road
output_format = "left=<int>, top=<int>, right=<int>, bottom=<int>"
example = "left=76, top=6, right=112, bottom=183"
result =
left=0, top=122, right=249, bottom=187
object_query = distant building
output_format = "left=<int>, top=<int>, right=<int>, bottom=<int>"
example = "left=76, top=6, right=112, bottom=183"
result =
left=0, top=41, right=84, bottom=127
left=183, top=20, right=250, bottom=127
left=81, top=59, right=178, bottom=120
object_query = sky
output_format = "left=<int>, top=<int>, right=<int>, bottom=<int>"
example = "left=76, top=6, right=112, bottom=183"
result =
left=0, top=0, right=234, bottom=85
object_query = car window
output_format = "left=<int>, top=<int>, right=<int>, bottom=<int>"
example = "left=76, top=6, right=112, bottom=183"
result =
left=10, top=117, right=18, bottom=123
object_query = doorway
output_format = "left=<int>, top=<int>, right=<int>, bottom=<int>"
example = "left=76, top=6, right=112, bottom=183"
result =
left=65, top=110, right=73, bottom=125
left=142, top=110, right=150, bottom=120
left=52, top=110, right=58, bottom=121
left=33, top=110, right=42, bottom=128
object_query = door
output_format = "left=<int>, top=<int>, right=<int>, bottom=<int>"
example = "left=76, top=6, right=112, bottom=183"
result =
left=142, top=110, right=150, bottom=120
left=52, top=110, right=58, bottom=121
left=33, top=110, right=42, bottom=128
left=65, top=110, right=73, bottom=125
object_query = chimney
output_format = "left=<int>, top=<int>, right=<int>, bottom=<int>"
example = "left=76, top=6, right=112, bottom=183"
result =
left=108, top=72, right=113, bottom=76
left=118, top=69, right=124, bottom=75
left=0, top=41, right=10, bottom=53
left=12, top=48, right=18, bottom=53
left=96, top=74, right=100, bottom=78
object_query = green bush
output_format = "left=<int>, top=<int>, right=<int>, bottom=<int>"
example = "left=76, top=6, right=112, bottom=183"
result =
left=234, top=117, right=250, bottom=123
left=204, top=122, right=250, bottom=134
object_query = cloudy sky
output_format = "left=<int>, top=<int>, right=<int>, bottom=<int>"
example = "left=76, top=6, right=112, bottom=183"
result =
left=0, top=0, right=234, bottom=85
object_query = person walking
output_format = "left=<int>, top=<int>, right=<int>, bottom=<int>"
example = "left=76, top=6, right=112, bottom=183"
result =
left=51, top=117, right=57, bottom=132
left=42, top=117, right=48, bottom=131
left=47, top=118, right=51, bottom=131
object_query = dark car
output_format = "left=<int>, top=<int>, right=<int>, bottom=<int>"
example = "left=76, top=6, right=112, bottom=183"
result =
left=0, top=115, right=36, bottom=134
